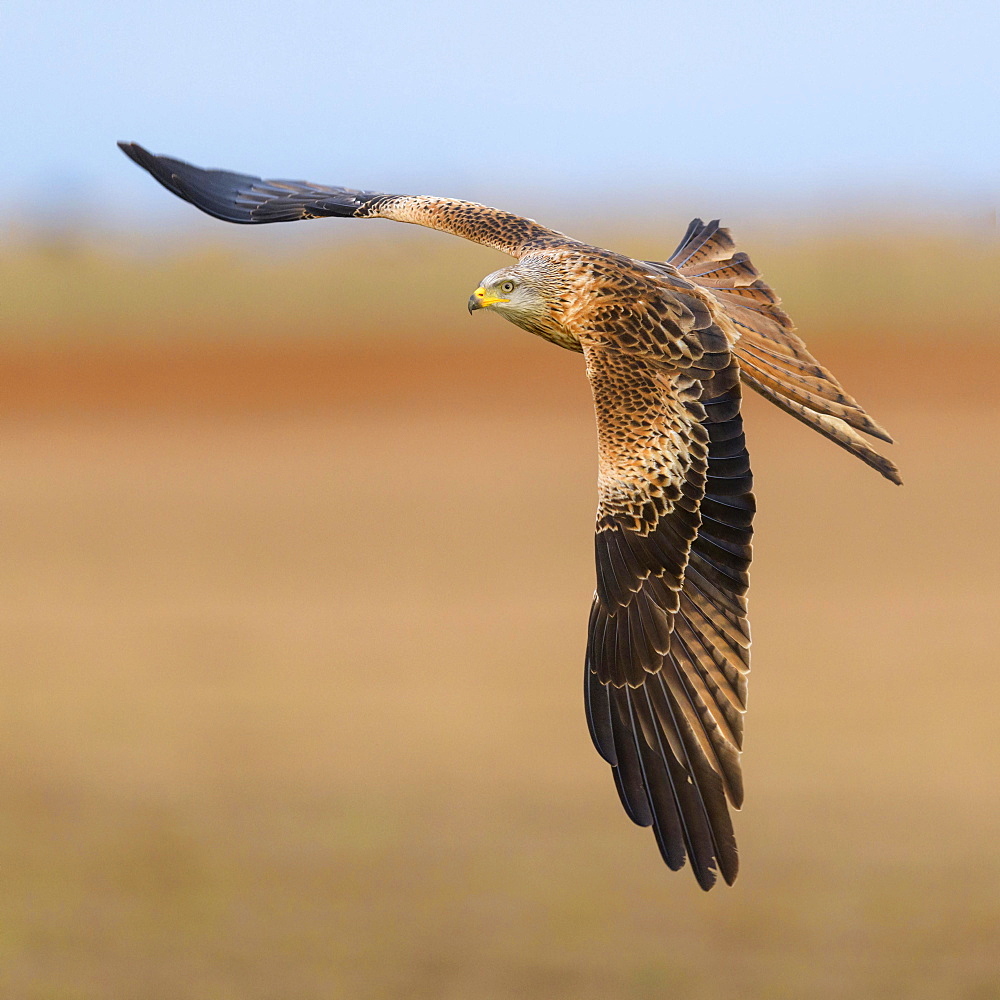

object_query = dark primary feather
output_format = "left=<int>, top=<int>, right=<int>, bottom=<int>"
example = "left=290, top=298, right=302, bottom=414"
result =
left=117, top=142, right=388, bottom=225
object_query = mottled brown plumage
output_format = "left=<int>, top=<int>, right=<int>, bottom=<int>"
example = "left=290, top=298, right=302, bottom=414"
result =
left=119, top=143, right=900, bottom=890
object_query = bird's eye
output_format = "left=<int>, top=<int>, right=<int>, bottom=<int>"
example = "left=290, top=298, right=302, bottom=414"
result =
left=500, top=280, right=515, bottom=294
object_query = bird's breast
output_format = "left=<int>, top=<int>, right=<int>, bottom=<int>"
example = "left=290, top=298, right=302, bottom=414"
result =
left=521, top=316, right=584, bottom=353
left=502, top=307, right=583, bottom=353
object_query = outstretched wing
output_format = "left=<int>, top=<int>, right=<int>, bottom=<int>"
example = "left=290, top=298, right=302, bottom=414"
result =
left=118, top=142, right=572, bottom=259
left=665, top=219, right=901, bottom=485
left=583, top=343, right=753, bottom=890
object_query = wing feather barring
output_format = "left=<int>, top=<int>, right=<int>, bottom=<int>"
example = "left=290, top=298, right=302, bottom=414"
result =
left=120, top=142, right=900, bottom=889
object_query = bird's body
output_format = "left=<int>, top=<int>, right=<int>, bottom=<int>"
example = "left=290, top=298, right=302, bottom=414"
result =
left=119, top=142, right=900, bottom=890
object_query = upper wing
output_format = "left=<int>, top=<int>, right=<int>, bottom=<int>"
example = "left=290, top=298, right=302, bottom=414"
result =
left=583, top=343, right=753, bottom=890
left=665, top=219, right=901, bottom=484
left=118, top=142, right=571, bottom=258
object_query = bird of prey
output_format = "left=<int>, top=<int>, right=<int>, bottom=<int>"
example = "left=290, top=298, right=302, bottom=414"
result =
left=119, top=142, right=901, bottom=890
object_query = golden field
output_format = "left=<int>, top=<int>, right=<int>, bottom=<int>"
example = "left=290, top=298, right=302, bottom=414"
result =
left=2, top=226, right=999, bottom=998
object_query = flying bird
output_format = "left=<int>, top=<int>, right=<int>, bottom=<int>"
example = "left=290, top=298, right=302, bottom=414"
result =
left=119, top=142, right=901, bottom=890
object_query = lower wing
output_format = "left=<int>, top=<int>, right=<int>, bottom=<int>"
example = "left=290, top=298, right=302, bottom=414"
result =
left=583, top=345, right=753, bottom=890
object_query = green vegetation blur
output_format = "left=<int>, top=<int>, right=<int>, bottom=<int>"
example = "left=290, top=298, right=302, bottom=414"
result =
left=3, top=220, right=995, bottom=348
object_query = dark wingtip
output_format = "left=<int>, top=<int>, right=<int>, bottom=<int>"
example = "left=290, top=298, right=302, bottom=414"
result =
left=117, top=140, right=147, bottom=165
left=113, top=141, right=263, bottom=224
left=693, top=863, right=719, bottom=892
left=117, top=141, right=174, bottom=189
left=689, top=844, right=738, bottom=890
left=113, top=141, right=379, bottom=226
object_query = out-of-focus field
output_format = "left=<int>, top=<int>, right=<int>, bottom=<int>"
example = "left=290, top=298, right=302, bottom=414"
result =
left=3, top=223, right=996, bottom=348
left=2, top=227, right=999, bottom=998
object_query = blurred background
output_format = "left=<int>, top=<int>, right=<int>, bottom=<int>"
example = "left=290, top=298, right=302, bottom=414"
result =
left=2, top=1, right=998, bottom=997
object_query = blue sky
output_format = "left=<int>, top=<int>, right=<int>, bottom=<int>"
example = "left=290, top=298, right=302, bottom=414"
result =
left=2, top=0, right=996, bottom=227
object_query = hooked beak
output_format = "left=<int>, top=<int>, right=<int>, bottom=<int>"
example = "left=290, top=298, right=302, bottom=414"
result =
left=467, top=286, right=509, bottom=314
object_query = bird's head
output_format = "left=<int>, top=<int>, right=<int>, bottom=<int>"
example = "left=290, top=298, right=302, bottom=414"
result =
left=468, top=266, right=543, bottom=319
left=467, top=259, right=573, bottom=345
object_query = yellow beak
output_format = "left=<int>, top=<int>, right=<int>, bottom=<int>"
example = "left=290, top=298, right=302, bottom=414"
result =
left=468, top=286, right=510, bottom=313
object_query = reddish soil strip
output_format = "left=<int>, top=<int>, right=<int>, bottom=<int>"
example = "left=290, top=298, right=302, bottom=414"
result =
left=0, top=334, right=992, bottom=416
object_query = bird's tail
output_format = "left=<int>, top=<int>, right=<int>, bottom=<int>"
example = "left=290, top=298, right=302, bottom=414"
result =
left=666, top=219, right=901, bottom=485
